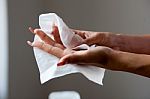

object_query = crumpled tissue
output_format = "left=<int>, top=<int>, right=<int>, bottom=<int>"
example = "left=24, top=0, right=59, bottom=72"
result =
left=33, top=13, right=105, bottom=85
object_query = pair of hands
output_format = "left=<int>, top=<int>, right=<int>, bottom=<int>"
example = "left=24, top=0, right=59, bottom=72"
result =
left=27, top=26, right=116, bottom=69
left=27, top=26, right=150, bottom=77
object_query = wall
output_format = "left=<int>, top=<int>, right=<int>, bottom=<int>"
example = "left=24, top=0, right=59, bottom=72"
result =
left=9, top=0, right=150, bottom=99
left=8, top=0, right=48, bottom=99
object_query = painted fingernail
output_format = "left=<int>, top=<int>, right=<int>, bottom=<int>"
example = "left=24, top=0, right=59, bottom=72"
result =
left=57, top=61, right=65, bottom=66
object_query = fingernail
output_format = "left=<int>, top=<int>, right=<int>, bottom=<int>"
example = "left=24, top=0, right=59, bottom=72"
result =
left=57, top=61, right=65, bottom=66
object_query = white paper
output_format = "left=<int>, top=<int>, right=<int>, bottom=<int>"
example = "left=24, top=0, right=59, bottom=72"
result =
left=33, top=13, right=105, bottom=85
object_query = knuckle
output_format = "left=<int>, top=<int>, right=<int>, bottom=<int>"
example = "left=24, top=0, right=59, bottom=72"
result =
left=40, top=42, right=45, bottom=49
left=47, top=45, right=53, bottom=53
left=34, top=29, right=40, bottom=33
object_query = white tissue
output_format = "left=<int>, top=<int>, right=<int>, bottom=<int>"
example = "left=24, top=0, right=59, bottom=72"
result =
left=33, top=13, right=105, bottom=85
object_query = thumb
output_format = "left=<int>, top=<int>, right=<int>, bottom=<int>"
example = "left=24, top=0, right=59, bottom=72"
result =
left=83, top=37, right=97, bottom=46
left=83, top=33, right=107, bottom=46
left=57, top=51, right=88, bottom=66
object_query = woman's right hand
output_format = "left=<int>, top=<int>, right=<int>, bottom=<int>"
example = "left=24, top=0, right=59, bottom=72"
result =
left=73, top=29, right=110, bottom=45
left=73, top=29, right=120, bottom=50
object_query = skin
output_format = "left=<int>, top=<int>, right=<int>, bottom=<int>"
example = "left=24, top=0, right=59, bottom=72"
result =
left=74, top=30, right=150, bottom=54
left=27, top=26, right=150, bottom=78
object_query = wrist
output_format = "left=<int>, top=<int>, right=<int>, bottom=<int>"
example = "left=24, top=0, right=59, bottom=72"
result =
left=99, top=32, right=118, bottom=47
left=104, top=48, right=122, bottom=70
left=107, top=50, right=137, bottom=72
left=106, top=33, right=122, bottom=50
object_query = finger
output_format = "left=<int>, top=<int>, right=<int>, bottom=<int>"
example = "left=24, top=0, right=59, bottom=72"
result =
left=83, top=32, right=102, bottom=45
left=73, top=30, right=95, bottom=45
left=27, top=41, right=64, bottom=58
left=83, top=37, right=98, bottom=45
left=29, top=27, right=35, bottom=34
left=34, top=29, right=54, bottom=44
left=27, top=40, right=33, bottom=46
left=72, top=29, right=86, bottom=39
left=29, top=27, right=64, bottom=49
left=29, top=27, right=55, bottom=45
left=51, top=26, right=63, bottom=45
left=57, top=50, right=89, bottom=66
left=84, top=32, right=109, bottom=46
left=34, top=29, right=64, bottom=49
left=112, top=47, right=120, bottom=51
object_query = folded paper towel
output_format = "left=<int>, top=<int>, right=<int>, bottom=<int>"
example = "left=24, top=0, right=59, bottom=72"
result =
left=33, top=13, right=105, bottom=85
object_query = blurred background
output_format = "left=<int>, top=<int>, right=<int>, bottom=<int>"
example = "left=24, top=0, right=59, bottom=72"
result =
left=1, top=0, right=150, bottom=99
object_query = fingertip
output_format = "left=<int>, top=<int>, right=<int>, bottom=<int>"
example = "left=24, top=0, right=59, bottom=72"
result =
left=27, top=41, right=33, bottom=46
left=52, top=25, right=58, bottom=32
left=57, top=61, right=65, bottom=66
left=29, top=27, right=34, bottom=33
left=57, top=56, right=69, bottom=66
left=28, top=27, right=32, bottom=30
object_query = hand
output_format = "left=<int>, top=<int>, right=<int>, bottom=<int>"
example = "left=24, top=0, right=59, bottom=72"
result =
left=73, top=29, right=121, bottom=50
left=73, top=29, right=110, bottom=45
left=27, top=26, right=70, bottom=58
left=27, top=26, right=115, bottom=68
left=57, top=46, right=114, bottom=68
